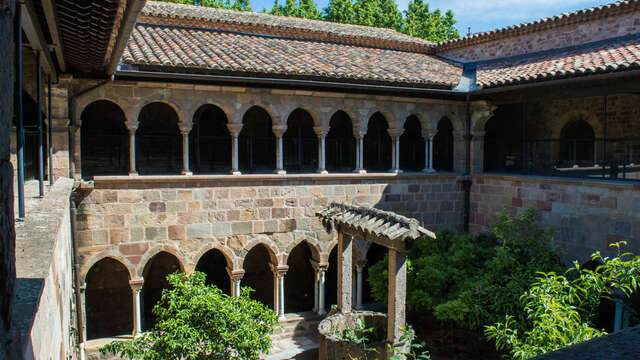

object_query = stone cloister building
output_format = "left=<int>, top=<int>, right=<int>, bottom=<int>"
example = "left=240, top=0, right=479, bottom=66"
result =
left=2, top=0, right=640, bottom=358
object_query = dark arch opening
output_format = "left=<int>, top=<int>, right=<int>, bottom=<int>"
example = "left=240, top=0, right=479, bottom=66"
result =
left=81, top=100, right=128, bottom=179
left=15, top=90, right=48, bottom=180
left=239, top=106, right=276, bottom=173
left=364, top=113, right=392, bottom=171
left=242, top=244, right=275, bottom=309
left=285, top=242, right=316, bottom=313
left=284, top=109, right=318, bottom=172
left=325, top=247, right=338, bottom=308
left=363, top=242, right=386, bottom=304
left=136, top=103, right=182, bottom=175
left=85, top=258, right=132, bottom=339
left=560, top=119, right=595, bottom=167
left=433, top=117, right=454, bottom=171
left=484, top=105, right=524, bottom=172
left=400, top=116, right=425, bottom=171
left=195, top=249, right=231, bottom=294
left=190, top=104, right=231, bottom=173
left=142, top=252, right=181, bottom=331
left=326, top=111, right=356, bottom=172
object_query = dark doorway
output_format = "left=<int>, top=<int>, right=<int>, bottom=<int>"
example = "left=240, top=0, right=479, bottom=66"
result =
left=142, top=252, right=181, bottom=331
left=239, top=106, right=276, bottom=173
left=81, top=100, right=128, bottom=179
left=560, top=119, right=595, bottom=167
left=242, top=244, right=275, bottom=309
left=326, top=111, right=356, bottom=172
left=363, top=242, right=386, bottom=304
left=363, top=113, right=392, bottom=171
left=484, top=104, right=523, bottom=172
left=136, top=103, right=182, bottom=175
left=284, top=109, right=318, bottom=172
left=400, top=116, right=425, bottom=171
left=433, top=117, right=454, bottom=171
left=195, top=249, right=231, bottom=294
left=285, top=242, right=316, bottom=313
left=85, top=258, right=132, bottom=339
left=190, top=104, right=231, bottom=173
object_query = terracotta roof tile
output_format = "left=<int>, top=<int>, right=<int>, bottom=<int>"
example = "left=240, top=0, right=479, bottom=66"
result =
left=121, top=23, right=462, bottom=88
left=476, top=35, right=640, bottom=88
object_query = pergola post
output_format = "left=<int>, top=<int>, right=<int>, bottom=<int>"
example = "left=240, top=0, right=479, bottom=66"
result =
left=387, top=249, right=407, bottom=347
left=129, top=278, right=144, bottom=337
left=337, top=232, right=353, bottom=313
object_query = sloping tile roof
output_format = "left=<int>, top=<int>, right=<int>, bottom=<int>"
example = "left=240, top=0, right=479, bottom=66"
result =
left=436, top=0, right=640, bottom=51
left=141, top=1, right=434, bottom=53
left=476, top=35, right=640, bottom=88
left=532, top=326, right=640, bottom=360
left=121, top=23, right=463, bottom=88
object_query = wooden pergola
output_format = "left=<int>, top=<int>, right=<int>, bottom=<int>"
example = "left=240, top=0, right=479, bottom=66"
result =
left=317, top=203, right=436, bottom=346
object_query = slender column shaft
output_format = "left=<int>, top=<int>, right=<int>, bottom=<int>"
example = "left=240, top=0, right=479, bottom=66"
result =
left=276, top=135, right=285, bottom=174
left=37, top=52, right=44, bottom=197
left=390, top=137, right=397, bottom=171
left=47, top=75, right=53, bottom=185
left=279, top=275, right=285, bottom=317
left=235, top=278, right=241, bottom=297
left=181, top=129, right=191, bottom=175
left=15, top=4, right=25, bottom=218
left=429, top=139, right=434, bottom=170
left=395, top=136, right=401, bottom=172
left=128, top=128, right=137, bottom=175
left=313, top=272, right=319, bottom=313
left=316, top=132, right=327, bottom=174
left=232, top=134, right=240, bottom=174
left=130, top=280, right=143, bottom=336
left=273, top=272, right=279, bottom=314
left=387, top=249, right=407, bottom=345
left=356, top=265, right=364, bottom=309
left=318, top=269, right=326, bottom=315
left=337, top=233, right=353, bottom=313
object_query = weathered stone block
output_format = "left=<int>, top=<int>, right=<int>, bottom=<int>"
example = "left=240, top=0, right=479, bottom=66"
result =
left=187, top=223, right=211, bottom=238
left=109, top=229, right=129, bottom=244
left=119, top=242, right=149, bottom=256
left=168, top=225, right=185, bottom=240
left=264, top=220, right=278, bottom=233
left=149, top=202, right=166, bottom=213
left=212, top=222, right=231, bottom=236
left=145, top=227, right=167, bottom=241
left=231, top=221, right=252, bottom=235
left=92, top=230, right=108, bottom=245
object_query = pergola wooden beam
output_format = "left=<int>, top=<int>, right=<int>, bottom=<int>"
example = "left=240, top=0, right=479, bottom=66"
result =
left=42, top=0, right=66, bottom=72
left=22, top=0, right=58, bottom=82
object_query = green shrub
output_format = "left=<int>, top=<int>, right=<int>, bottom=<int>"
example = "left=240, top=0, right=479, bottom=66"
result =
left=100, top=271, right=278, bottom=360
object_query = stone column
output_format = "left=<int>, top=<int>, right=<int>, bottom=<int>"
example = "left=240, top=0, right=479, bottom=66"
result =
left=313, top=126, right=329, bottom=174
left=126, top=121, right=138, bottom=176
left=471, top=130, right=485, bottom=174
left=226, top=268, right=245, bottom=297
left=80, top=283, right=87, bottom=342
left=311, top=261, right=328, bottom=315
left=422, top=130, right=435, bottom=173
left=129, top=278, right=144, bottom=336
left=355, top=261, right=366, bottom=309
left=270, top=264, right=288, bottom=319
left=227, top=123, right=242, bottom=175
left=388, top=128, right=404, bottom=173
left=353, top=130, right=366, bottom=174
left=273, top=125, right=287, bottom=175
left=337, top=232, right=353, bottom=313
left=453, top=130, right=467, bottom=173
left=387, top=249, right=407, bottom=346
left=179, top=122, right=193, bottom=175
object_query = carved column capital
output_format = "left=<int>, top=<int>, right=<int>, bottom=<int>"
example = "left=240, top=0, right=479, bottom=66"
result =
left=125, top=121, right=138, bottom=132
left=313, top=126, right=330, bottom=137
left=269, top=263, right=289, bottom=276
left=226, top=123, right=243, bottom=136
left=129, top=278, right=144, bottom=292
left=387, top=128, right=404, bottom=139
left=272, top=125, right=288, bottom=137
left=226, top=267, right=245, bottom=280
left=179, top=121, right=193, bottom=135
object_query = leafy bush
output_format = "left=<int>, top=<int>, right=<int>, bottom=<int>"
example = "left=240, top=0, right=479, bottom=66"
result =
left=100, top=271, right=278, bottom=360
left=368, top=209, right=564, bottom=331
left=486, top=243, right=640, bottom=359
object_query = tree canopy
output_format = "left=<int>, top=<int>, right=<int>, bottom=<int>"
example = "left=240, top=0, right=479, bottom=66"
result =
left=159, top=0, right=460, bottom=42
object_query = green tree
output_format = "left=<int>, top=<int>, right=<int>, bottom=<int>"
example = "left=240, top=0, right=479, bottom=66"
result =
left=160, top=0, right=251, bottom=11
left=268, top=0, right=321, bottom=19
left=402, top=0, right=459, bottom=42
left=353, top=0, right=402, bottom=30
left=486, top=243, right=640, bottom=359
left=323, top=0, right=355, bottom=24
left=100, top=272, right=278, bottom=360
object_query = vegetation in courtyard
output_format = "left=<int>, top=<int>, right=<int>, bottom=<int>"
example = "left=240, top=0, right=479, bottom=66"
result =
left=100, top=271, right=278, bottom=360
left=368, top=209, right=564, bottom=331
left=486, top=242, right=640, bottom=359
left=159, top=0, right=459, bottom=42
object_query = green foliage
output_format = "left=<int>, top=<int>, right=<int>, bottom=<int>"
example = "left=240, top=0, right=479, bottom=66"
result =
left=352, top=0, right=402, bottom=30
left=368, top=209, right=563, bottom=331
left=267, top=0, right=321, bottom=19
left=486, top=242, right=640, bottom=359
left=332, top=319, right=379, bottom=359
left=389, top=327, right=431, bottom=360
left=100, top=272, right=278, bottom=360
left=323, top=0, right=355, bottom=24
left=160, top=0, right=252, bottom=11
left=402, top=0, right=459, bottom=42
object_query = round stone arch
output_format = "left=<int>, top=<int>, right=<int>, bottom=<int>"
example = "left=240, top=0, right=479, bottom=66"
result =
left=134, top=245, right=188, bottom=278
left=285, top=106, right=321, bottom=127
left=75, top=97, right=127, bottom=127
left=192, top=241, right=239, bottom=271
left=322, top=240, right=339, bottom=264
left=361, top=108, right=398, bottom=131
left=284, top=237, right=322, bottom=263
left=137, top=99, right=186, bottom=126
left=189, top=102, right=233, bottom=124
left=241, top=234, right=281, bottom=266
left=553, top=110, right=602, bottom=139
left=237, top=103, right=280, bottom=125
left=81, top=253, right=133, bottom=285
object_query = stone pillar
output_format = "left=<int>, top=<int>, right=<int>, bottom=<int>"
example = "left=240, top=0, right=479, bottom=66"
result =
left=388, top=128, right=404, bottom=173
left=270, top=264, right=288, bottom=319
left=226, top=268, right=244, bottom=297
left=227, top=123, right=242, bottom=175
left=422, top=130, right=435, bottom=173
left=313, top=126, right=329, bottom=174
left=353, top=130, right=366, bottom=174
left=453, top=130, right=466, bottom=173
left=387, top=249, right=407, bottom=346
left=126, top=121, right=138, bottom=176
left=337, top=232, right=353, bottom=313
left=471, top=130, right=485, bottom=174
left=80, top=283, right=87, bottom=342
left=311, top=261, right=328, bottom=315
left=129, top=278, right=144, bottom=336
left=179, top=122, right=193, bottom=175
left=355, top=261, right=366, bottom=309
left=273, top=125, right=287, bottom=175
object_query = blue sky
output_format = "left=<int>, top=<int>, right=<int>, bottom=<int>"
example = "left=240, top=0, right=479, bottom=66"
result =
left=250, top=0, right=614, bottom=34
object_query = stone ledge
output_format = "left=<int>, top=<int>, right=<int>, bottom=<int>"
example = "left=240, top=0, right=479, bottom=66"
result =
left=475, top=172, right=640, bottom=190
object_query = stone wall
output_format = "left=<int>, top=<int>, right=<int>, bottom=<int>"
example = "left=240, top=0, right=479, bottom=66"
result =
left=470, top=174, right=640, bottom=264
left=0, top=0, right=16, bottom=357
left=437, top=10, right=640, bottom=62
left=11, top=178, right=75, bottom=359
left=76, top=173, right=464, bottom=280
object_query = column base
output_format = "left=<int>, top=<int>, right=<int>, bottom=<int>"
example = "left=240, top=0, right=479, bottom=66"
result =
left=275, top=169, right=287, bottom=175
left=231, top=170, right=242, bottom=176
left=182, top=171, right=193, bottom=176
left=278, top=314, right=287, bottom=321
left=354, top=169, right=367, bottom=174
left=128, top=172, right=139, bottom=176
left=316, top=169, right=328, bottom=174
left=317, top=309, right=327, bottom=316
left=422, top=168, right=435, bottom=173
left=389, top=169, right=403, bottom=174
